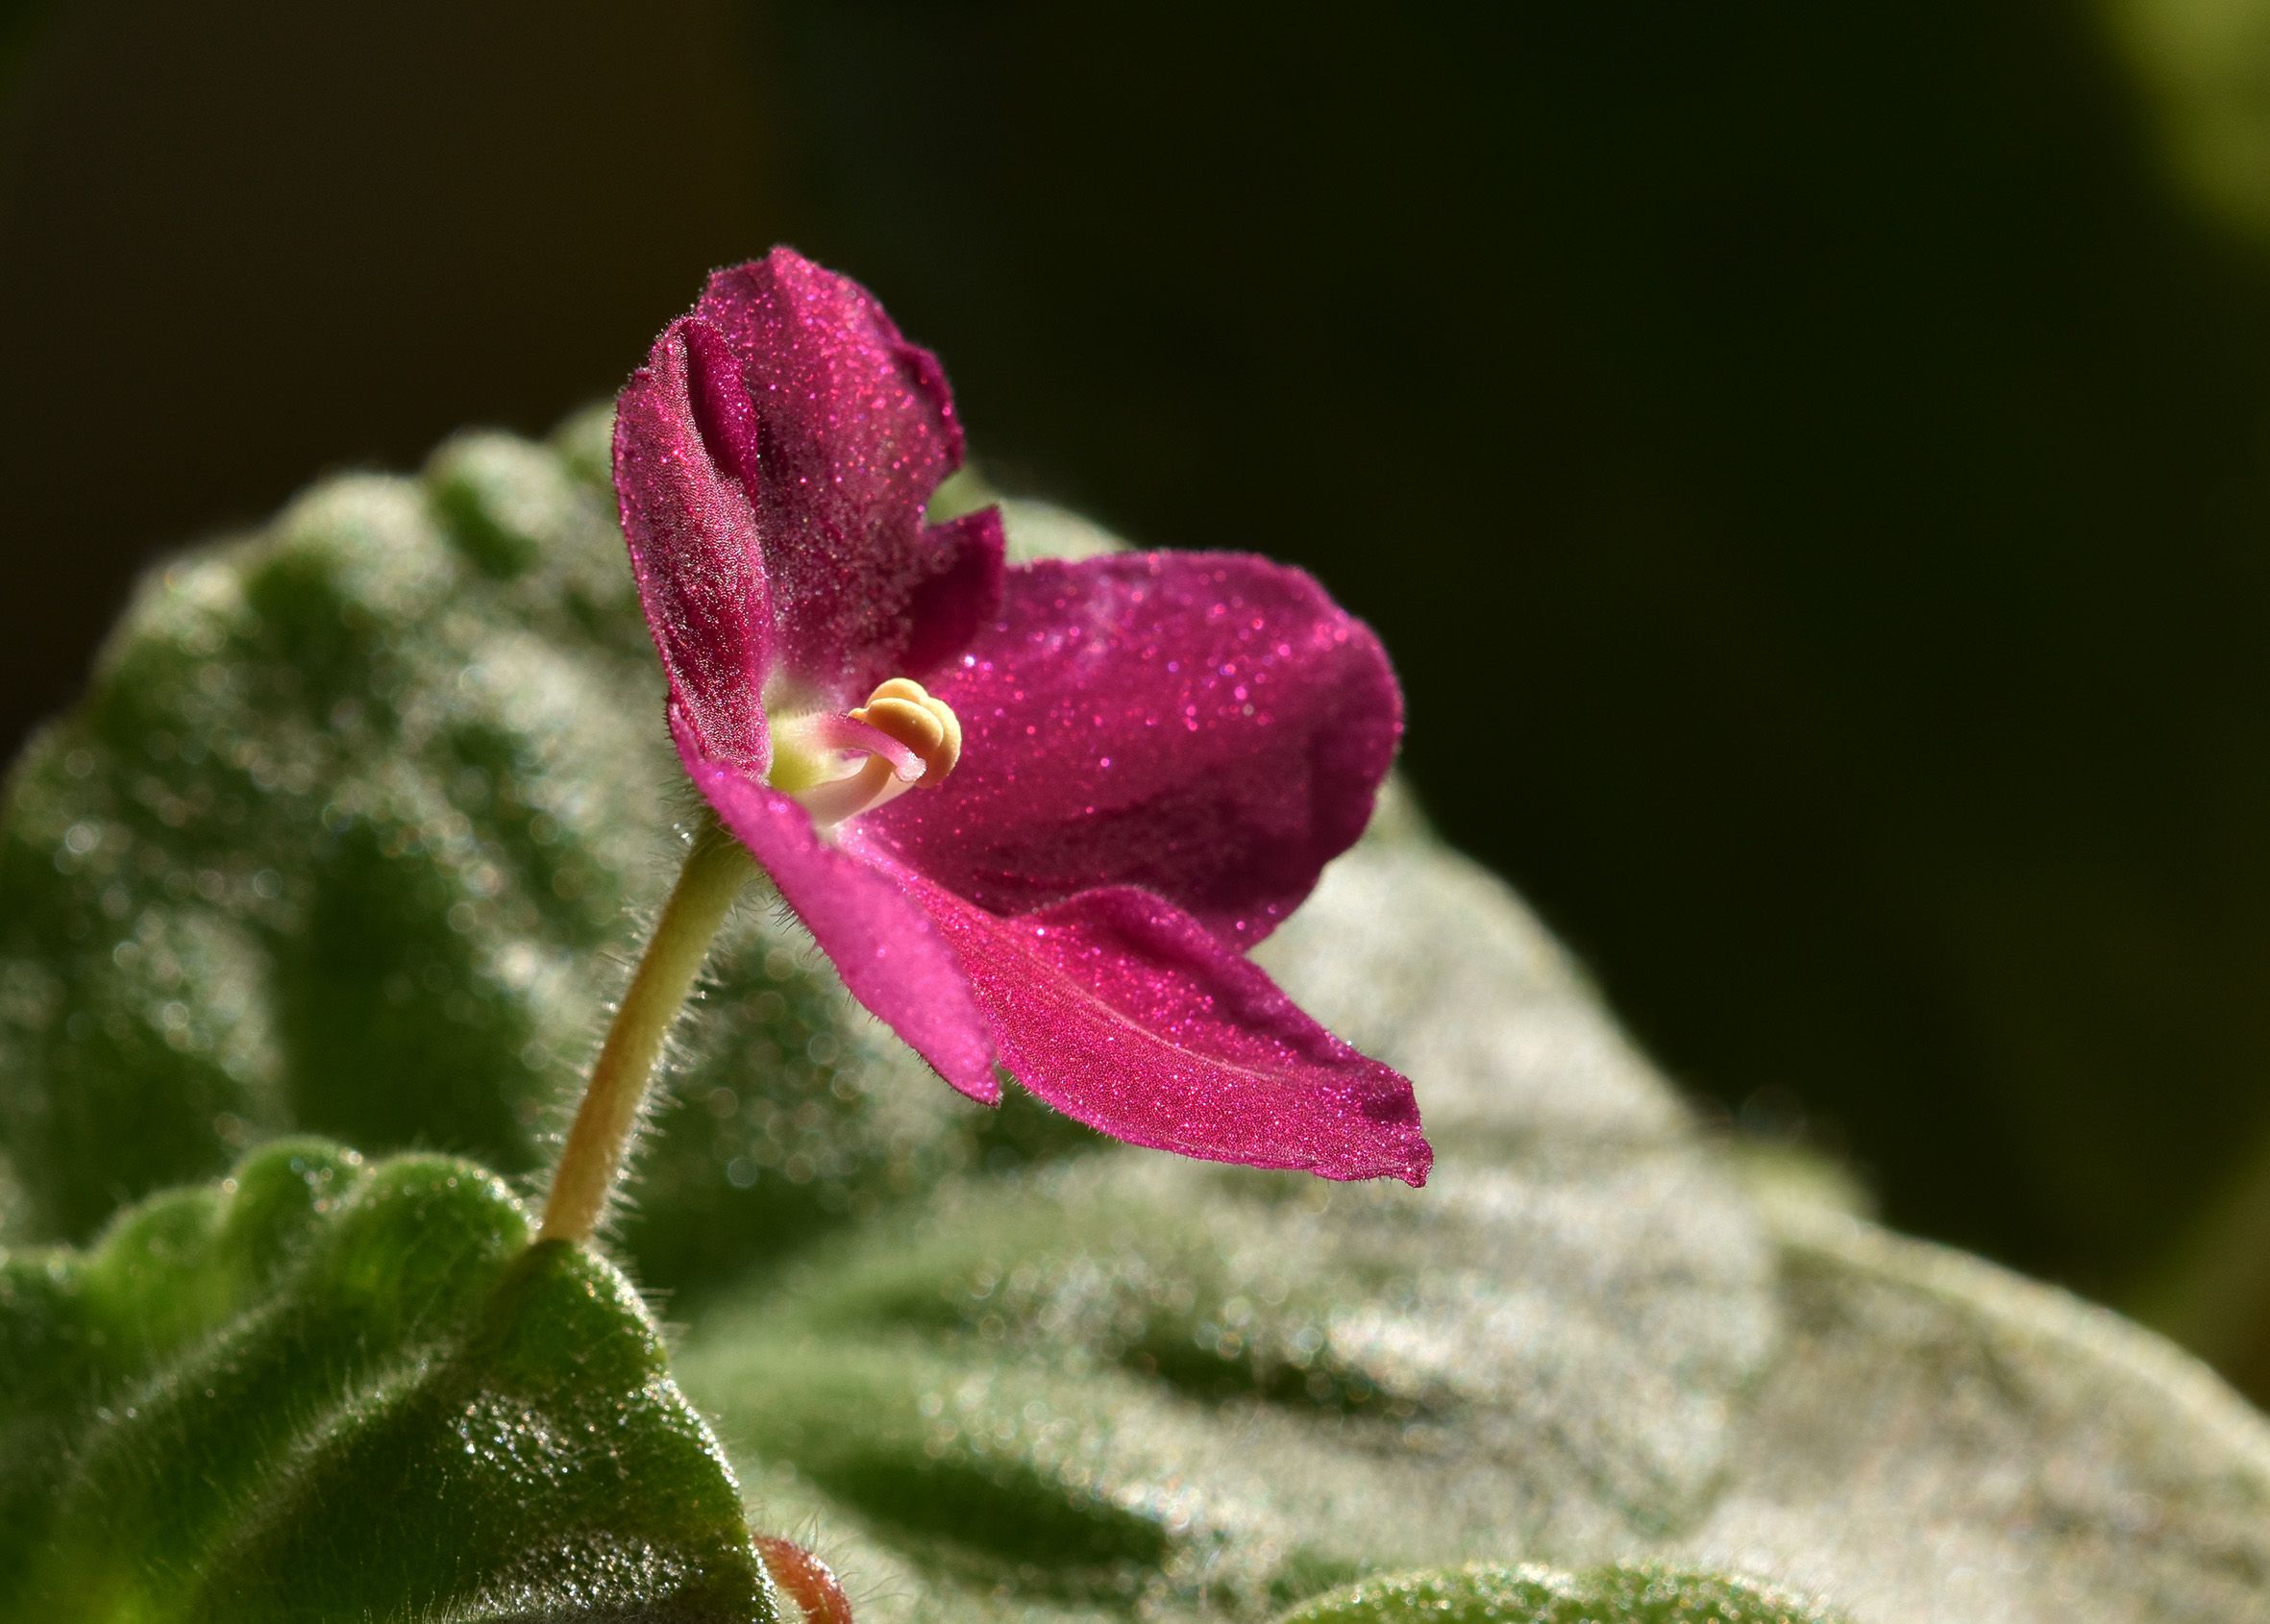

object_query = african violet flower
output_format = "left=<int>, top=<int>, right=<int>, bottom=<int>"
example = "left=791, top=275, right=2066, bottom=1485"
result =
left=611, top=248, right=1428, bottom=1184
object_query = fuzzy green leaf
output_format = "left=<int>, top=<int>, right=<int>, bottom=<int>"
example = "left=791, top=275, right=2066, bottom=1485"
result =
left=1270, top=1563, right=1841, bottom=1624
left=4, top=412, right=2268, bottom=1621
left=0, top=1137, right=773, bottom=1621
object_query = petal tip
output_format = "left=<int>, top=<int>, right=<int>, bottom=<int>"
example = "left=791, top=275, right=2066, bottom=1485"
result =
left=1396, top=1136, right=1435, bottom=1188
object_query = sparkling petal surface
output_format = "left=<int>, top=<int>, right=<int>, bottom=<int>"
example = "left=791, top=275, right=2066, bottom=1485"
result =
left=675, top=718, right=999, bottom=1103
left=865, top=553, right=1401, bottom=946
left=614, top=315, right=776, bottom=775
left=893, top=873, right=1430, bottom=1183
left=691, top=251, right=1003, bottom=701
left=897, top=506, right=1007, bottom=679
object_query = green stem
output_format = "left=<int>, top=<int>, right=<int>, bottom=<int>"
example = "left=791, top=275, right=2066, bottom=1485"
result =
left=538, top=819, right=753, bottom=1244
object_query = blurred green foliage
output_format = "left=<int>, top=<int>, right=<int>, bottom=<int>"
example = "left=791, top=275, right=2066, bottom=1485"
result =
left=2112, top=0, right=2270, bottom=241
left=1273, top=1566, right=1842, bottom=1624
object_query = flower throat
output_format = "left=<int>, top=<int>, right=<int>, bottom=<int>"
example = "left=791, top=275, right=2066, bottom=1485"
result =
left=775, top=677, right=964, bottom=831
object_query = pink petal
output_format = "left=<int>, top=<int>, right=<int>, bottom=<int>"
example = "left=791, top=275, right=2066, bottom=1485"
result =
left=675, top=717, right=999, bottom=1103
left=892, top=873, right=1431, bottom=1184
left=865, top=553, right=1401, bottom=947
left=899, top=506, right=1007, bottom=679
left=691, top=250, right=1003, bottom=701
left=614, top=315, right=776, bottom=775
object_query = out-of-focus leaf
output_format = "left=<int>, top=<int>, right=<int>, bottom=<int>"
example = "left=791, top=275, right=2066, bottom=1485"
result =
left=2105, top=0, right=2270, bottom=241
left=3, top=414, right=2266, bottom=1620
left=0, top=1137, right=774, bottom=1621
left=1269, top=1562, right=1841, bottom=1624
left=673, top=803, right=2270, bottom=1623
left=1673, top=1191, right=2270, bottom=1620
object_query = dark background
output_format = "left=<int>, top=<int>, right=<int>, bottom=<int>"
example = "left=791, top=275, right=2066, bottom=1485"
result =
left=10, top=0, right=2270, bottom=1394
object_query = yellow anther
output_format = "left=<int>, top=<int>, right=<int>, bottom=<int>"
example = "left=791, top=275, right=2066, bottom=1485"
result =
left=850, top=677, right=963, bottom=783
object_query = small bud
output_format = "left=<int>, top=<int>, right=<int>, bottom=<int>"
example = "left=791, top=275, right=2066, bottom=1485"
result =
left=755, top=1535, right=854, bottom=1624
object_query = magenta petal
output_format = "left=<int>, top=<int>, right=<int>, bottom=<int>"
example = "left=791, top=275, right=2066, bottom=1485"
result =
left=675, top=718, right=1000, bottom=1103
left=866, top=553, right=1401, bottom=947
left=691, top=250, right=1003, bottom=700
left=898, top=506, right=1008, bottom=678
left=898, top=875, right=1431, bottom=1184
left=614, top=317, right=776, bottom=774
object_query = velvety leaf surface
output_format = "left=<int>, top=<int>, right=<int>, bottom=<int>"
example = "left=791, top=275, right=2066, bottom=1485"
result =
left=0, top=1137, right=773, bottom=1622
left=1674, top=1194, right=2270, bottom=1620
left=3, top=413, right=2267, bottom=1621
left=1270, top=1562, right=1841, bottom=1624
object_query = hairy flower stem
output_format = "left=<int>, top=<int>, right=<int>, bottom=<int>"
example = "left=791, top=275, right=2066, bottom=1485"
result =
left=539, top=819, right=753, bottom=1244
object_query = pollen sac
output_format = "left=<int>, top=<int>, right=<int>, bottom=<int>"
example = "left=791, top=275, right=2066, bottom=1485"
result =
left=851, top=677, right=962, bottom=784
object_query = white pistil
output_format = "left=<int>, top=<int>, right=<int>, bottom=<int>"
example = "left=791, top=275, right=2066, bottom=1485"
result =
left=796, top=752, right=911, bottom=829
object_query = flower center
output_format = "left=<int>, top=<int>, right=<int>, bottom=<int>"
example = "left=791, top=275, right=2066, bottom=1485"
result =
left=770, top=677, right=963, bottom=831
